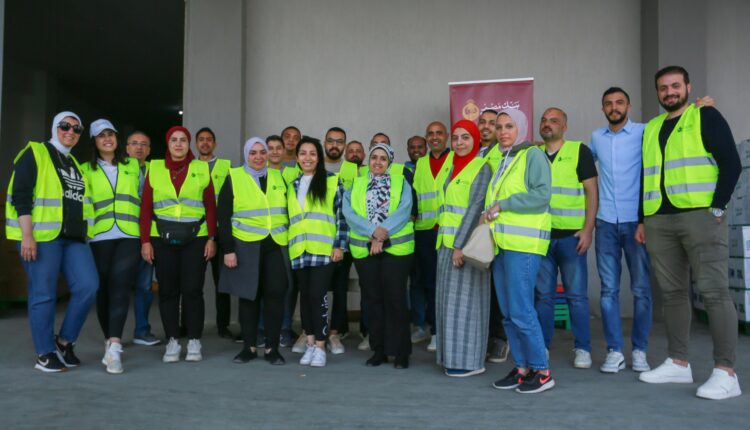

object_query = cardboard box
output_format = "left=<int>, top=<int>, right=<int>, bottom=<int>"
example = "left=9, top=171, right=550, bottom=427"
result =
left=737, top=140, right=750, bottom=169
left=729, top=226, right=750, bottom=258
left=728, top=287, right=750, bottom=322
left=729, top=195, right=750, bottom=226
left=733, top=167, right=750, bottom=199
left=728, top=258, right=750, bottom=289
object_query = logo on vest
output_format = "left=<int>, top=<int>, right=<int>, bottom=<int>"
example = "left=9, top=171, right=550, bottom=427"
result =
left=462, top=99, right=480, bottom=122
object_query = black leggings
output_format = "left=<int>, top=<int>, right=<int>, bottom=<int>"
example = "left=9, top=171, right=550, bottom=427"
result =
left=153, top=237, right=208, bottom=339
left=354, top=253, right=413, bottom=357
left=295, top=263, right=336, bottom=342
left=239, top=240, right=288, bottom=349
left=330, top=252, right=352, bottom=333
left=91, top=238, right=140, bottom=339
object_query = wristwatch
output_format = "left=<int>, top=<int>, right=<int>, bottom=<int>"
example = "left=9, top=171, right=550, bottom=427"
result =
left=709, top=207, right=725, bottom=218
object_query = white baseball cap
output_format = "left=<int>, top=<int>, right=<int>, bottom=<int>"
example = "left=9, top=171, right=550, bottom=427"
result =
left=90, top=118, right=117, bottom=138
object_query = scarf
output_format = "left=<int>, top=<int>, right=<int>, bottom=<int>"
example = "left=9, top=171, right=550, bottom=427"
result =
left=450, top=119, right=481, bottom=180
left=165, top=126, right=195, bottom=172
left=48, top=111, right=82, bottom=157
left=366, top=145, right=395, bottom=225
left=498, top=108, right=529, bottom=150
left=243, top=137, right=268, bottom=186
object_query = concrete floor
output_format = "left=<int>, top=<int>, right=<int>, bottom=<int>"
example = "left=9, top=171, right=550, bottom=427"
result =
left=1, top=301, right=748, bottom=430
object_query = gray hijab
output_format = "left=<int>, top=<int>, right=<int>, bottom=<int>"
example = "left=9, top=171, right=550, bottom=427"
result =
left=498, top=108, right=529, bottom=148
left=243, top=137, right=268, bottom=186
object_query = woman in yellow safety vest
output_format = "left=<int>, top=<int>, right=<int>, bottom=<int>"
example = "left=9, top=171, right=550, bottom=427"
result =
left=287, top=136, right=348, bottom=368
left=139, top=126, right=217, bottom=364
left=483, top=108, right=555, bottom=394
left=217, top=137, right=291, bottom=365
left=343, top=143, right=414, bottom=369
left=5, top=111, right=98, bottom=372
left=434, top=119, right=493, bottom=378
left=81, top=119, right=142, bottom=374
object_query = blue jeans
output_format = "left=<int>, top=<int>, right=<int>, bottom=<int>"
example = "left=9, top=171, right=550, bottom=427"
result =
left=535, top=235, right=591, bottom=352
left=595, top=220, right=652, bottom=352
left=18, top=239, right=99, bottom=355
left=492, top=249, right=548, bottom=370
left=411, top=229, right=437, bottom=334
left=133, top=259, right=154, bottom=337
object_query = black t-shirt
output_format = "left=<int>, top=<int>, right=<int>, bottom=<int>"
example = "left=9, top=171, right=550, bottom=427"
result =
left=546, top=143, right=598, bottom=239
left=11, top=142, right=87, bottom=242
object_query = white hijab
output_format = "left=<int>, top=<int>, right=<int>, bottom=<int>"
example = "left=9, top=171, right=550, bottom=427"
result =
left=49, top=111, right=82, bottom=157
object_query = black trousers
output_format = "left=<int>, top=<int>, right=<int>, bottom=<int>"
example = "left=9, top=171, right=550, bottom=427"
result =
left=210, top=250, right=231, bottom=330
left=153, top=237, right=208, bottom=339
left=330, top=252, right=352, bottom=333
left=295, top=263, right=336, bottom=341
left=239, top=240, right=288, bottom=350
left=91, top=238, right=140, bottom=339
left=354, top=253, right=413, bottom=358
left=489, top=272, right=507, bottom=341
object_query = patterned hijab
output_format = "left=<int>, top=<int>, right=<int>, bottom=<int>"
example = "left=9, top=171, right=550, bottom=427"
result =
left=365, top=145, right=393, bottom=225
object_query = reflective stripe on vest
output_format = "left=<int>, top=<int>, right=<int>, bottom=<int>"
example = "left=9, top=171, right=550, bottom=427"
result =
left=642, top=105, right=717, bottom=215
left=413, top=152, right=453, bottom=230
left=81, top=157, right=141, bottom=237
left=545, top=141, right=585, bottom=230
left=210, top=159, right=231, bottom=202
left=148, top=159, right=210, bottom=237
left=485, top=146, right=551, bottom=256
left=229, top=167, right=288, bottom=245
left=348, top=174, right=415, bottom=259
left=287, top=175, right=339, bottom=259
left=436, top=157, right=486, bottom=249
left=5, top=142, right=92, bottom=242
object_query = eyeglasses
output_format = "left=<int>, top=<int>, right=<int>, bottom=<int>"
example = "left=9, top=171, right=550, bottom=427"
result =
left=325, top=138, right=345, bottom=145
left=127, top=142, right=150, bottom=148
left=58, top=121, right=84, bottom=135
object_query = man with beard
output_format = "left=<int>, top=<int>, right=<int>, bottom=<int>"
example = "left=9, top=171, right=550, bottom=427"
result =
left=411, top=121, right=452, bottom=352
left=405, top=136, right=427, bottom=172
left=637, top=66, right=742, bottom=400
left=345, top=140, right=366, bottom=166
left=477, top=109, right=503, bottom=171
left=589, top=88, right=654, bottom=374
left=195, top=127, right=234, bottom=340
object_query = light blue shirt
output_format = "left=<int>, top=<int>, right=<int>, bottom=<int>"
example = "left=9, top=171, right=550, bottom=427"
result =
left=342, top=178, right=413, bottom=239
left=589, top=119, right=645, bottom=224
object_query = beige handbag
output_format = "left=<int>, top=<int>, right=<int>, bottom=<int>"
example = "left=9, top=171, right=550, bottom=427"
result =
left=461, top=223, right=495, bottom=270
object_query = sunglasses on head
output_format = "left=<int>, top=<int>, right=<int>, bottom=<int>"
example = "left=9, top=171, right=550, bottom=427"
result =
left=58, top=121, right=84, bottom=135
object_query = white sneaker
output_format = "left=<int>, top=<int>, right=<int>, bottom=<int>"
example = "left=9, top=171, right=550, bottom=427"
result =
left=163, top=338, right=181, bottom=363
left=600, top=350, right=626, bottom=373
left=185, top=339, right=203, bottom=362
left=101, top=340, right=111, bottom=365
left=411, top=326, right=429, bottom=343
left=696, top=369, right=742, bottom=400
left=292, top=334, right=308, bottom=353
left=327, top=334, right=345, bottom=355
left=105, top=342, right=124, bottom=374
left=639, top=358, right=693, bottom=384
left=358, top=335, right=370, bottom=351
left=427, top=335, right=437, bottom=352
left=573, top=349, right=592, bottom=369
left=310, top=346, right=327, bottom=367
left=299, top=345, right=315, bottom=365
left=631, top=350, right=650, bottom=372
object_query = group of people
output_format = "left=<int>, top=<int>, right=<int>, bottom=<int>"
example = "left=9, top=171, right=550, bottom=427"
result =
left=6, top=65, right=742, bottom=399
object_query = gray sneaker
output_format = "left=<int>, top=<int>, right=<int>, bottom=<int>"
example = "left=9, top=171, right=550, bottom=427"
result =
left=133, top=333, right=161, bottom=346
left=486, top=338, right=510, bottom=363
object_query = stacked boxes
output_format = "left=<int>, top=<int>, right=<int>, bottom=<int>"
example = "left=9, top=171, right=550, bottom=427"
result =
left=725, top=139, right=750, bottom=324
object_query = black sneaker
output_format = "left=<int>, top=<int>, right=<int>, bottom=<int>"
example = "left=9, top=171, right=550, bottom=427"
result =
left=493, top=367, right=525, bottom=390
left=279, top=329, right=295, bottom=348
left=133, top=333, right=161, bottom=346
left=515, top=370, right=555, bottom=394
left=35, top=352, right=67, bottom=373
left=233, top=348, right=257, bottom=363
left=55, top=336, right=80, bottom=367
left=264, top=349, right=286, bottom=365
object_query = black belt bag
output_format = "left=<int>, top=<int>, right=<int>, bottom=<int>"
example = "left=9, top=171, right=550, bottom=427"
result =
left=155, top=216, right=204, bottom=246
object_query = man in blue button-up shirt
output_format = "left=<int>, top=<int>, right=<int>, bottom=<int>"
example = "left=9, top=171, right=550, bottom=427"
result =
left=589, top=87, right=653, bottom=375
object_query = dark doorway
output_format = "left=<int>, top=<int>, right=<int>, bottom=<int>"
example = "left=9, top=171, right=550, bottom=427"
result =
left=1, top=0, right=184, bottom=185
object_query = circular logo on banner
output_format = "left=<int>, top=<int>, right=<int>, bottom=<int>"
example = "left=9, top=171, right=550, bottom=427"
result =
left=462, top=99, right=480, bottom=121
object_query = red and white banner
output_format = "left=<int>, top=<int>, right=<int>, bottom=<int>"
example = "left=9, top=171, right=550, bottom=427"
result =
left=449, top=77, right=534, bottom=142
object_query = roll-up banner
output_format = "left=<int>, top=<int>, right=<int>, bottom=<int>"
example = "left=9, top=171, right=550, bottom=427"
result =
left=449, top=77, right=534, bottom=142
